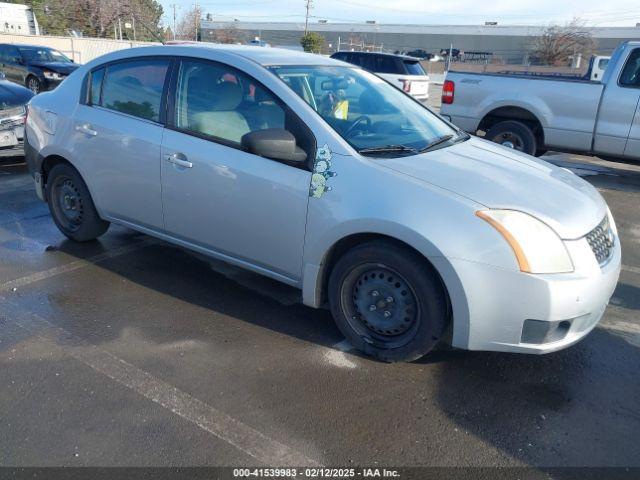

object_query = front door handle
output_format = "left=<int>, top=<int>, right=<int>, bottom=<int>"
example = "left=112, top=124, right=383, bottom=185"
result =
left=76, top=123, right=97, bottom=136
left=165, top=153, right=193, bottom=169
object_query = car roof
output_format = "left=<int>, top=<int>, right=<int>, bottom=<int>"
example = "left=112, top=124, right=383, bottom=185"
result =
left=331, top=51, right=421, bottom=61
left=157, top=43, right=343, bottom=67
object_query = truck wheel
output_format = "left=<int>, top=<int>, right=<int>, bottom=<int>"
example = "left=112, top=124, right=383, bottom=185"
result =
left=486, top=120, right=537, bottom=156
left=45, top=163, right=110, bottom=242
left=26, top=76, right=42, bottom=94
left=328, top=240, right=448, bottom=363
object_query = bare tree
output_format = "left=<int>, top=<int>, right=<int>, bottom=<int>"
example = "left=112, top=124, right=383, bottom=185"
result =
left=531, top=18, right=597, bottom=66
left=175, top=4, right=202, bottom=41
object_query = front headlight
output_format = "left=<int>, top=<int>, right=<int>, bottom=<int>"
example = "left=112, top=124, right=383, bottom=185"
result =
left=476, top=209, right=574, bottom=274
left=43, top=70, right=62, bottom=80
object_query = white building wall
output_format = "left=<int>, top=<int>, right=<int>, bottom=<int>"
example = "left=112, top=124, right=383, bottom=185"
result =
left=0, top=2, right=39, bottom=35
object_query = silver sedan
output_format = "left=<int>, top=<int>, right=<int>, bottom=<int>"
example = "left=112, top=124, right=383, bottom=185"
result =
left=24, top=45, right=621, bottom=362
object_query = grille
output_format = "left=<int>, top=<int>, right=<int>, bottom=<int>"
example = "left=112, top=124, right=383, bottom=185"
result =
left=585, top=216, right=614, bottom=265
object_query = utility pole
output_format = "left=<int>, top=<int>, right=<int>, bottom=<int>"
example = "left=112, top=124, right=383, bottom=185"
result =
left=304, top=0, right=313, bottom=35
left=170, top=4, right=178, bottom=40
left=194, top=2, right=200, bottom=41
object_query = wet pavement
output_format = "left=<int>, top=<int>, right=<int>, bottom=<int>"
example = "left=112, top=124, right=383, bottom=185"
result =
left=0, top=150, right=639, bottom=468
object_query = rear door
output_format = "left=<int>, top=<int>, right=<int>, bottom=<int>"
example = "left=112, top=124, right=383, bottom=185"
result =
left=70, top=57, right=170, bottom=230
left=594, top=47, right=640, bottom=157
left=3, top=46, right=24, bottom=84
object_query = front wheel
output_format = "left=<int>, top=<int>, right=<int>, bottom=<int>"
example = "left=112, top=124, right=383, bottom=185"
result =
left=486, top=120, right=537, bottom=156
left=328, top=241, right=448, bottom=362
left=45, top=163, right=110, bottom=241
left=26, top=76, right=42, bottom=94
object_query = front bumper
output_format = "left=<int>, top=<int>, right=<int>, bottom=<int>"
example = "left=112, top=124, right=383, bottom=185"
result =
left=450, top=234, right=621, bottom=354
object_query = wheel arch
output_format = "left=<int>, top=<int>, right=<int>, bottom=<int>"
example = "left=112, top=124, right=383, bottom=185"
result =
left=478, top=105, right=545, bottom=148
left=302, top=231, right=472, bottom=347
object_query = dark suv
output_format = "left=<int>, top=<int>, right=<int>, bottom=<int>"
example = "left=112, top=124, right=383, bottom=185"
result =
left=0, top=44, right=79, bottom=94
left=330, top=51, right=430, bottom=101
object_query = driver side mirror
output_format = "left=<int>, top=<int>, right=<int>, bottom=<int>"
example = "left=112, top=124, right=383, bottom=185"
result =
left=241, top=128, right=307, bottom=164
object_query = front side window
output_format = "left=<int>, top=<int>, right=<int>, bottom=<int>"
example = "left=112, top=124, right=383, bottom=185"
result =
left=174, top=59, right=288, bottom=145
left=100, top=59, right=169, bottom=122
left=271, top=65, right=460, bottom=156
left=620, top=49, right=640, bottom=87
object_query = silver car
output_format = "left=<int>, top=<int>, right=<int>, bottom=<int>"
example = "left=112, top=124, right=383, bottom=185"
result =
left=24, top=45, right=621, bottom=362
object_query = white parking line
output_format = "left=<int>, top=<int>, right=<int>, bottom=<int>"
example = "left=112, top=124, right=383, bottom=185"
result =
left=0, top=238, right=157, bottom=292
left=6, top=306, right=321, bottom=467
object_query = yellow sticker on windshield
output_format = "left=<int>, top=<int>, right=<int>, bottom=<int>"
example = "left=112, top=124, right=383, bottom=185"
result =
left=333, top=100, right=349, bottom=120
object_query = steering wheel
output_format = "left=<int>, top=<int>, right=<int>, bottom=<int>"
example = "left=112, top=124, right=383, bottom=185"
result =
left=345, top=115, right=372, bottom=137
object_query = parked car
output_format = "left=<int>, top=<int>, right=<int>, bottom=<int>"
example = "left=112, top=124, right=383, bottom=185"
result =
left=25, top=45, right=620, bottom=362
left=0, top=44, right=79, bottom=94
left=331, top=51, right=430, bottom=101
left=0, top=71, right=33, bottom=152
left=440, top=41, right=640, bottom=159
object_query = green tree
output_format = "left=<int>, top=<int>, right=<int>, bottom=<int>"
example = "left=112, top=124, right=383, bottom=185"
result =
left=300, top=32, right=325, bottom=54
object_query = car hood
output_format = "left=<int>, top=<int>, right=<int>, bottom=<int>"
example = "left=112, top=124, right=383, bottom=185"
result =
left=31, top=61, right=78, bottom=75
left=380, top=137, right=607, bottom=239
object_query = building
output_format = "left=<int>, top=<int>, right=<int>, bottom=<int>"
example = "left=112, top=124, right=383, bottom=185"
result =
left=200, top=20, right=640, bottom=63
left=0, top=2, right=40, bottom=35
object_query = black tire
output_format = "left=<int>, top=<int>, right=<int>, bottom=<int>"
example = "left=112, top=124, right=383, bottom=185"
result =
left=45, top=163, right=110, bottom=242
left=328, top=240, right=448, bottom=362
left=486, top=120, right=537, bottom=156
left=26, top=75, right=42, bottom=94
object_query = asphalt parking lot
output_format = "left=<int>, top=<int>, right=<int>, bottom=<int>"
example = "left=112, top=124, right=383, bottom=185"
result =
left=1, top=143, right=639, bottom=470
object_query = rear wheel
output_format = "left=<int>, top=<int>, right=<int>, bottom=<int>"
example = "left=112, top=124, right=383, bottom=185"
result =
left=26, top=76, right=42, bottom=94
left=328, top=241, right=448, bottom=362
left=486, top=120, right=537, bottom=156
left=45, top=163, right=109, bottom=241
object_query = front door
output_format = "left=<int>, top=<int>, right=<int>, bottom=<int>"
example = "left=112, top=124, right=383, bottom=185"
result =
left=161, top=58, right=313, bottom=281
left=70, top=57, right=170, bottom=230
left=621, top=48, right=640, bottom=159
left=594, top=47, right=640, bottom=157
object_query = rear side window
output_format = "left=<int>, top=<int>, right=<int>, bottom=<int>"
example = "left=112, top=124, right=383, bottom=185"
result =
left=403, top=60, right=426, bottom=76
left=375, top=56, right=399, bottom=74
left=620, top=49, right=640, bottom=87
left=100, top=58, right=170, bottom=122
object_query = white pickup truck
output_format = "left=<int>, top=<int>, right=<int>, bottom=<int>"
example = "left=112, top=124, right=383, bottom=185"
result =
left=440, top=41, right=640, bottom=160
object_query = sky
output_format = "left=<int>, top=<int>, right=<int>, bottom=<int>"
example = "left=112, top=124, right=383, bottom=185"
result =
left=159, top=0, right=640, bottom=27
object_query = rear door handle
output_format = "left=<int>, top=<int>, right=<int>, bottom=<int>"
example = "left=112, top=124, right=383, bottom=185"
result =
left=165, top=153, right=193, bottom=169
left=76, top=123, right=97, bottom=136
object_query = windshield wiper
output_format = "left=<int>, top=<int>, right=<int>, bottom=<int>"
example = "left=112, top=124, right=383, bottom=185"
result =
left=418, top=134, right=455, bottom=153
left=357, top=144, right=418, bottom=155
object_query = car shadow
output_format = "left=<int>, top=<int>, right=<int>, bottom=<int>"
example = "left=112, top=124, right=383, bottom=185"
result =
left=426, top=327, right=640, bottom=467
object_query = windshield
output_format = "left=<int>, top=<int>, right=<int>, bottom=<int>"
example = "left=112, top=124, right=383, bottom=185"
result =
left=270, top=65, right=460, bottom=156
left=18, top=47, right=72, bottom=63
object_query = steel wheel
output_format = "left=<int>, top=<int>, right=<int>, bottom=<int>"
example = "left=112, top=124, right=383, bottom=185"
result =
left=50, top=176, right=84, bottom=233
left=340, top=263, right=420, bottom=349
